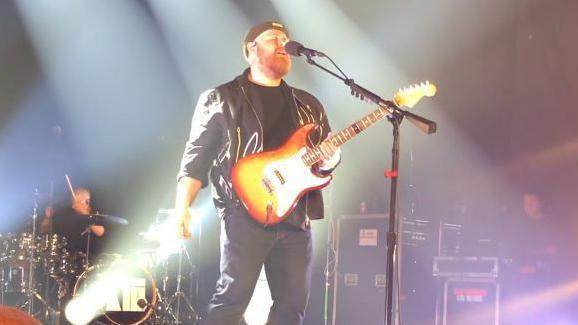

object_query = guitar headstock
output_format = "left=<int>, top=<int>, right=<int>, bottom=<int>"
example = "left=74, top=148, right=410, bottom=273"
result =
left=393, top=81, right=437, bottom=108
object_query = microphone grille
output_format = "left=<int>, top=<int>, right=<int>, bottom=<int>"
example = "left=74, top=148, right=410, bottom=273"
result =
left=284, top=41, right=303, bottom=56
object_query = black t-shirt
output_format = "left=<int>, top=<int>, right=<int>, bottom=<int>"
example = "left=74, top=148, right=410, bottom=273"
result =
left=51, top=209, right=103, bottom=255
left=247, top=81, right=312, bottom=229
left=249, top=82, right=295, bottom=150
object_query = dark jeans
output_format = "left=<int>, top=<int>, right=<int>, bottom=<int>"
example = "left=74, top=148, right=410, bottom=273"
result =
left=202, top=215, right=313, bottom=325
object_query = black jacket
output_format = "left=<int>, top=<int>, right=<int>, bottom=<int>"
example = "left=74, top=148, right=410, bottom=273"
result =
left=178, top=69, right=334, bottom=228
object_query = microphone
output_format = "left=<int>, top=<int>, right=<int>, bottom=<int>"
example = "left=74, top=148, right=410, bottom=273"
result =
left=284, top=41, right=326, bottom=58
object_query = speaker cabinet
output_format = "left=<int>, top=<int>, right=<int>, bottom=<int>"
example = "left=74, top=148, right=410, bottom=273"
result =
left=331, top=214, right=437, bottom=324
left=332, top=214, right=388, bottom=325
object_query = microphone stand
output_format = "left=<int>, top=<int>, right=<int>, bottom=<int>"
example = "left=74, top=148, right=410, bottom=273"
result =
left=323, top=186, right=336, bottom=325
left=300, top=53, right=436, bottom=325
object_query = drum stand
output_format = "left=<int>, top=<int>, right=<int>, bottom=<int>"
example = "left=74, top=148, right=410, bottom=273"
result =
left=22, top=190, right=59, bottom=324
left=81, top=217, right=95, bottom=267
left=154, top=242, right=197, bottom=324
left=0, top=266, right=5, bottom=305
left=167, top=242, right=197, bottom=324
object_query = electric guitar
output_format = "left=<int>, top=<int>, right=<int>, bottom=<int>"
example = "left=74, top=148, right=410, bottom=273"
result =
left=231, top=81, right=437, bottom=225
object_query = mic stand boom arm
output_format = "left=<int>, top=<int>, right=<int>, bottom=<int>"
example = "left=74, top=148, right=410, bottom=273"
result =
left=302, top=54, right=437, bottom=325
left=303, top=56, right=436, bottom=134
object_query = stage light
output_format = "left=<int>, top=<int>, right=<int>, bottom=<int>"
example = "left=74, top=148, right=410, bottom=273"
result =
left=64, top=297, right=95, bottom=325
left=65, top=264, right=133, bottom=325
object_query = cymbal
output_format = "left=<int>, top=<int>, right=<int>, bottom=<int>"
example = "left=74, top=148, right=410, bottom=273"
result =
left=80, top=213, right=129, bottom=225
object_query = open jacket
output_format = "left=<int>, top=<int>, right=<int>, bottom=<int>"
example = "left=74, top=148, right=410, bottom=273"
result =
left=177, top=69, right=336, bottom=228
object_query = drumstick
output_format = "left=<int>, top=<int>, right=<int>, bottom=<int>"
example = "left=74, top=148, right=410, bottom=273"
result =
left=64, top=174, right=77, bottom=201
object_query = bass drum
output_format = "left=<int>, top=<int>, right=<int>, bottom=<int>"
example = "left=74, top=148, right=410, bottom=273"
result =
left=72, top=260, right=157, bottom=325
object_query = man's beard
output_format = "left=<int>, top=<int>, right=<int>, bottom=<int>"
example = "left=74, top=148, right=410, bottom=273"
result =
left=260, top=55, right=291, bottom=79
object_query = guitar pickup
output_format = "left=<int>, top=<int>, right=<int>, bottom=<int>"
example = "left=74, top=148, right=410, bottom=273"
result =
left=262, top=177, right=274, bottom=193
left=273, top=170, right=285, bottom=185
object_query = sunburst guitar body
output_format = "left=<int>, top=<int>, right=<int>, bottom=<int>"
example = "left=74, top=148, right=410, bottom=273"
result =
left=231, top=124, right=331, bottom=226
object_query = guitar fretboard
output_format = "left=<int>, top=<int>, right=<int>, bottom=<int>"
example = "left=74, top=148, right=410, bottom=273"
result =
left=301, top=106, right=391, bottom=166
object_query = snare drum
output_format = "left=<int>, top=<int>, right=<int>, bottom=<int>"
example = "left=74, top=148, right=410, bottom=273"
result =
left=40, top=234, right=69, bottom=276
left=40, top=234, right=68, bottom=255
left=63, top=251, right=88, bottom=276
left=72, top=260, right=157, bottom=325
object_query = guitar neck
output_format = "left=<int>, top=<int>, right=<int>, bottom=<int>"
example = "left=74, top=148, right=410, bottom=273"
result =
left=300, top=80, right=436, bottom=167
left=302, top=106, right=391, bottom=166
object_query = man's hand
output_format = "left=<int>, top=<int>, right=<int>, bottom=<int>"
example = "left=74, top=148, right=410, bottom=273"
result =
left=91, top=225, right=105, bottom=237
left=41, top=206, right=54, bottom=234
left=44, top=206, right=54, bottom=218
left=318, top=139, right=337, bottom=161
left=176, top=208, right=192, bottom=239
left=174, top=176, right=203, bottom=239
left=318, top=136, right=341, bottom=170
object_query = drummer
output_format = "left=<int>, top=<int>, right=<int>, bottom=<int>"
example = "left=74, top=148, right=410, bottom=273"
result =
left=41, top=187, right=105, bottom=252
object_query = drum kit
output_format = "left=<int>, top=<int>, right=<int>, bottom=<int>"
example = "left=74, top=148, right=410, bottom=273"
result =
left=1, top=202, right=199, bottom=324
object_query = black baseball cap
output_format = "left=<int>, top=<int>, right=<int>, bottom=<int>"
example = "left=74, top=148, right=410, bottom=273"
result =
left=243, top=21, right=289, bottom=57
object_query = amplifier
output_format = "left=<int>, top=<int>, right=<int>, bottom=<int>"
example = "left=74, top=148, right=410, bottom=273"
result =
left=433, top=256, right=499, bottom=278
left=401, top=218, right=431, bottom=247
